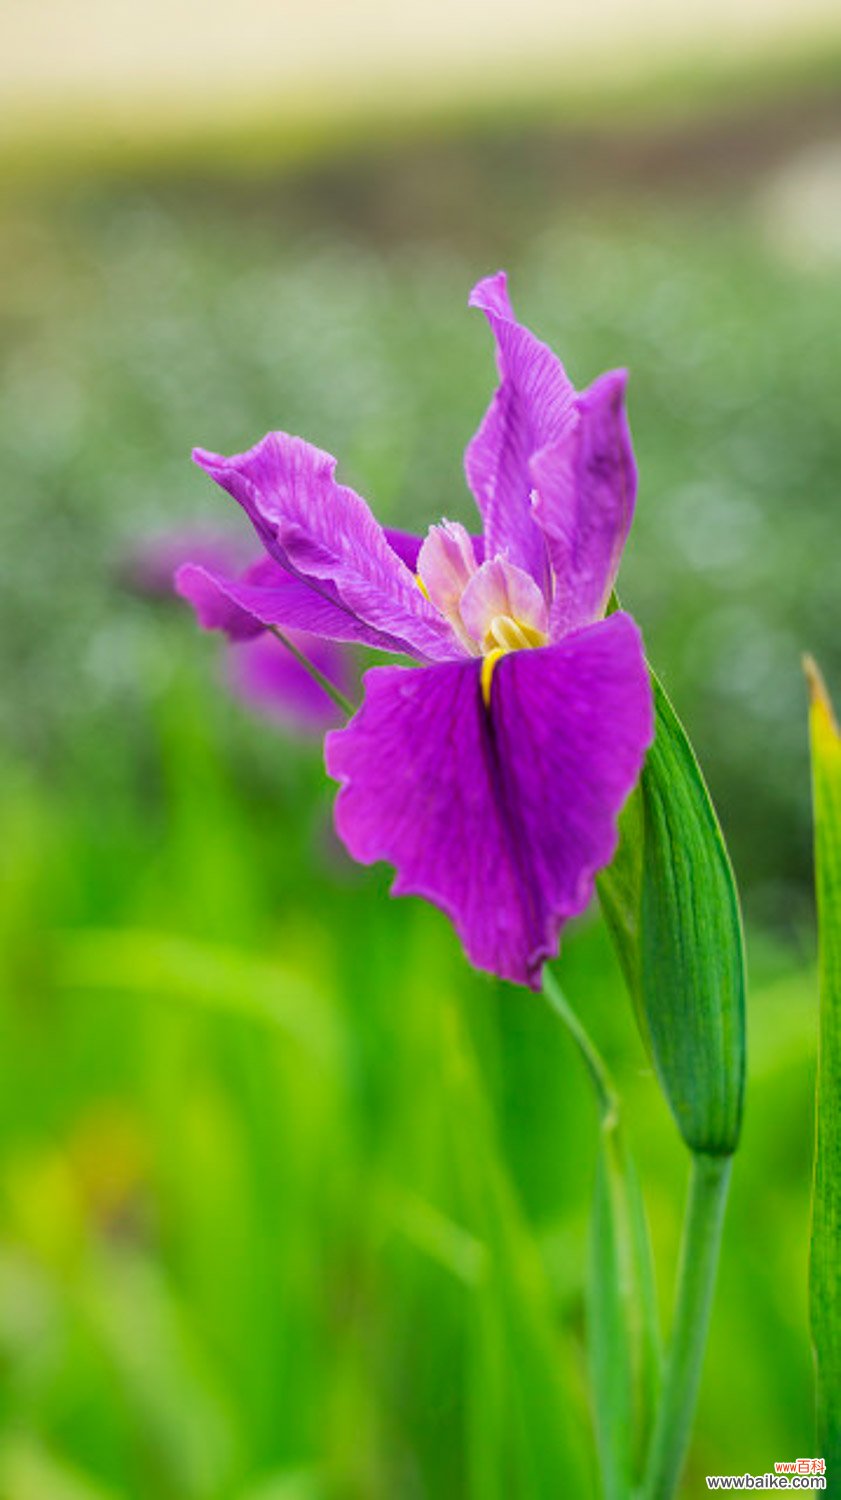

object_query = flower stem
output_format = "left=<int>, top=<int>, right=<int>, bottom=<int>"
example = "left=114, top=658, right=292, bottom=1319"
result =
left=268, top=627, right=356, bottom=718
left=542, top=969, right=618, bottom=1130
left=641, top=1150, right=732, bottom=1500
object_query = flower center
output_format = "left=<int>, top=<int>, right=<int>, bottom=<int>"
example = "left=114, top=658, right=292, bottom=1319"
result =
left=482, top=614, right=547, bottom=654
left=475, top=609, right=548, bottom=707
left=416, top=523, right=549, bottom=702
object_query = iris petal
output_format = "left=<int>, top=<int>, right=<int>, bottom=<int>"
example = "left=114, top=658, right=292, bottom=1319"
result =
left=326, top=611, right=653, bottom=987
left=465, top=272, right=577, bottom=588
left=530, top=369, right=637, bottom=635
left=176, top=555, right=415, bottom=652
left=193, top=434, right=459, bottom=662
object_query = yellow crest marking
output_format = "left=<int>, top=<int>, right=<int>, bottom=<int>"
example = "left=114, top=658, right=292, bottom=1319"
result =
left=481, top=648, right=506, bottom=708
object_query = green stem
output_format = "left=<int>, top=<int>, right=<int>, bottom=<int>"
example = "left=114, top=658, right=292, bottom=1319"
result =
left=542, top=969, right=619, bottom=1130
left=268, top=627, right=356, bottom=718
left=641, top=1151, right=732, bottom=1500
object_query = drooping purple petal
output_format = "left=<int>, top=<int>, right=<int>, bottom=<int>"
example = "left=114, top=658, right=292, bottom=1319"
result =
left=466, top=272, right=577, bottom=586
left=229, top=630, right=352, bottom=733
left=193, top=435, right=458, bottom=662
left=326, top=611, right=652, bottom=987
left=531, top=369, right=637, bottom=636
left=176, top=556, right=418, bottom=652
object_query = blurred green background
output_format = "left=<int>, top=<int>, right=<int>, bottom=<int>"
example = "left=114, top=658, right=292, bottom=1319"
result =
left=3, top=7, right=841, bottom=1494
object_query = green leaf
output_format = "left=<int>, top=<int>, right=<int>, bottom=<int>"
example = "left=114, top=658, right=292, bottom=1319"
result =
left=587, top=1125, right=661, bottom=1499
left=598, top=671, right=746, bottom=1155
left=806, top=657, right=841, bottom=1471
left=542, top=972, right=661, bottom=1496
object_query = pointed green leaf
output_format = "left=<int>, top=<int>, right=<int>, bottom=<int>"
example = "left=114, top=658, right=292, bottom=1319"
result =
left=806, top=657, right=841, bottom=1471
left=598, top=671, right=746, bottom=1155
left=587, top=1125, right=661, bottom=1499
left=542, top=972, right=661, bottom=1495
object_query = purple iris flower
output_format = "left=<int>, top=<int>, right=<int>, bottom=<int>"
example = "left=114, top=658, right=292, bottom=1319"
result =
left=177, top=272, right=654, bottom=986
left=121, top=527, right=253, bottom=598
left=226, top=628, right=353, bottom=733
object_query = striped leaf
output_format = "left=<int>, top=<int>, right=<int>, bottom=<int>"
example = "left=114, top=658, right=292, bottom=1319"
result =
left=598, top=671, right=746, bottom=1155
left=587, top=1124, right=661, bottom=1499
left=806, top=657, right=841, bottom=1470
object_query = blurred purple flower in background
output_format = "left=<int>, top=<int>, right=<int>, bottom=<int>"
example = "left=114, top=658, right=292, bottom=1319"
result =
left=227, top=628, right=353, bottom=733
left=126, top=529, right=352, bottom=733
left=122, top=528, right=252, bottom=599
left=178, top=273, right=653, bottom=985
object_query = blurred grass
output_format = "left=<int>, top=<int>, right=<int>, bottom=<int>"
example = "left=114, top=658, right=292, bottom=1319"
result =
left=0, top=98, right=834, bottom=1494
left=0, top=668, right=819, bottom=1496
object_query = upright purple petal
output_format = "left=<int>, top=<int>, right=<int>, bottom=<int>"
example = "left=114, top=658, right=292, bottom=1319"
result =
left=326, top=612, right=652, bottom=987
left=229, top=631, right=351, bottom=733
left=193, top=435, right=458, bottom=662
left=531, top=369, right=637, bottom=636
left=466, top=272, right=577, bottom=585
